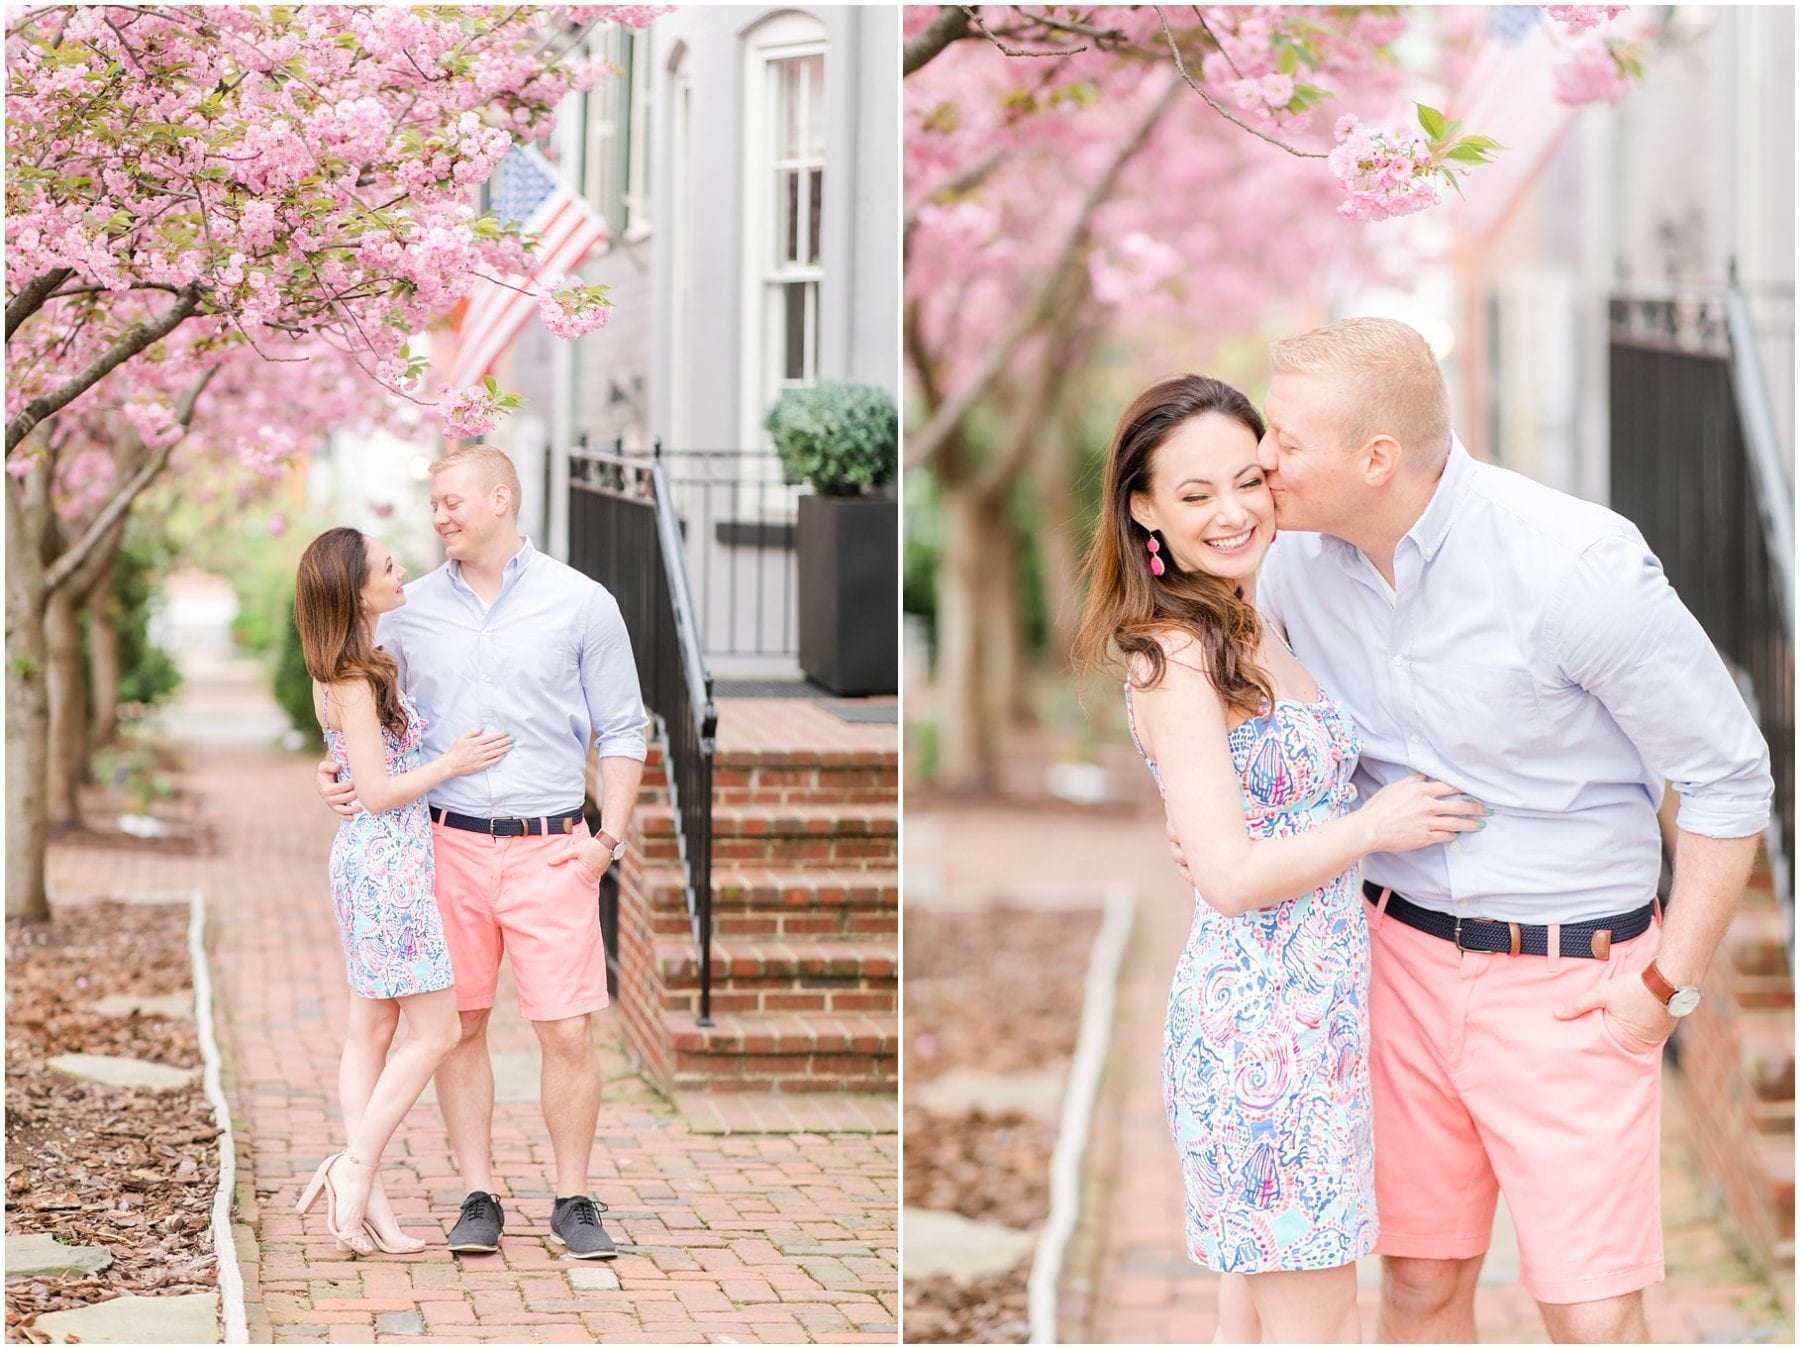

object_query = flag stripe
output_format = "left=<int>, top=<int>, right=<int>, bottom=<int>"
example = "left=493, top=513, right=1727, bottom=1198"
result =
left=449, top=146, right=610, bottom=391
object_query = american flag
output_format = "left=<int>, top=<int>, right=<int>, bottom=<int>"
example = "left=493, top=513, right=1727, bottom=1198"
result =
left=449, top=145, right=609, bottom=390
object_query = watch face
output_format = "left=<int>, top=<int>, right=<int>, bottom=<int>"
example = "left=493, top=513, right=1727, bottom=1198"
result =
left=1667, top=987, right=1702, bottom=1017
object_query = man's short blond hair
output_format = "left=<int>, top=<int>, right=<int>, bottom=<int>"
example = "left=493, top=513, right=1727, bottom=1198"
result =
left=1270, top=318, right=1451, bottom=471
left=430, top=445, right=523, bottom=516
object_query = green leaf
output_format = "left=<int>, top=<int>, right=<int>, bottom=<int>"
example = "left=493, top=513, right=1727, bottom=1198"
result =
left=1445, top=144, right=1491, bottom=165
left=482, top=374, right=498, bottom=396
left=1278, top=45, right=1299, bottom=76
left=1458, top=134, right=1503, bottom=150
left=1415, top=103, right=1446, bottom=141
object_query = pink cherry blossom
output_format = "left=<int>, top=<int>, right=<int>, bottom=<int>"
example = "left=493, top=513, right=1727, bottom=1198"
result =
left=1552, top=36, right=1634, bottom=106
left=440, top=384, right=505, bottom=440
left=1328, top=116, right=1444, bottom=222
left=1545, top=6, right=1628, bottom=32
left=536, top=278, right=615, bottom=340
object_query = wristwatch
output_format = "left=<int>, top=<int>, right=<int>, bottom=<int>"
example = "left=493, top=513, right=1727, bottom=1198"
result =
left=595, top=828, right=627, bottom=863
left=1641, top=960, right=1702, bottom=1017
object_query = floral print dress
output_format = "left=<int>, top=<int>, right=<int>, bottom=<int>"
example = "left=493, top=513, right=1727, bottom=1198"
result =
left=322, top=686, right=454, bottom=1000
left=1125, top=677, right=1377, bottom=1273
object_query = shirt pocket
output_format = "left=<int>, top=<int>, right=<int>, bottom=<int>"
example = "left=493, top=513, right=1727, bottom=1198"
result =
left=1409, top=660, right=1545, bottom=762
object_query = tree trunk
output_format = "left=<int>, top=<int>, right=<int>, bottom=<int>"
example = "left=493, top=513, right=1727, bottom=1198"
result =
left=977, top=499, right=1029, bottom=731
left=934, top=486, right=994, bottom=792
left=46, top=518, right=127, bottom=829
left=88, top=553, right=121, bottom=748
left=1034, top=405, right=1084, bottom=672
left=7, top=476, right=52, bottom=921
left=45, top=586, right=88, bottom=830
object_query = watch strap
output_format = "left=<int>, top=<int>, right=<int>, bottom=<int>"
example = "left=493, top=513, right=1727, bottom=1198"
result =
left=1640, top=960, right=1676, bottom=1005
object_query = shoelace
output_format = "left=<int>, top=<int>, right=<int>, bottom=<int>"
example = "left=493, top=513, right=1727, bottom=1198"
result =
left=459, top=1194, right=497, bottom=1225
left=563, top=1197, right=602, bottom=1228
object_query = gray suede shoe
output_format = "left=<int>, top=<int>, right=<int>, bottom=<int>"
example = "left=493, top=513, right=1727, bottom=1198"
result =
left=447, top=1191, right=504, bottom=1253
left=549, top=1195, right=616, bottom=1259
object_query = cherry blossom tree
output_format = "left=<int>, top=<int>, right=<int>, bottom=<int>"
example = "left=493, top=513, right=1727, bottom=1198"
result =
left=904, top=5, right=1649, bottom=792
left=5, top=4, right=657, bottom=919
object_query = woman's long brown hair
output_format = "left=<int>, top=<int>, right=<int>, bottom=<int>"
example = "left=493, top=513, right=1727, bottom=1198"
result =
left=294, top=527, right=407, bottom=740
left=1073, top=374, right=1275, bottom=721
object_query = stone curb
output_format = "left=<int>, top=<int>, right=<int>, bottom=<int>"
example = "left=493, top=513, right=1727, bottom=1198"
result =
left=189, top=890, right=247, bottom=1344
left=1027, top=884, right=1136, bottom=1345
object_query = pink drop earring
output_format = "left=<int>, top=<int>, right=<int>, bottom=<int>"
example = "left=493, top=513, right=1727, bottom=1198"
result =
left=1146, top=535, right=1165, bottom=577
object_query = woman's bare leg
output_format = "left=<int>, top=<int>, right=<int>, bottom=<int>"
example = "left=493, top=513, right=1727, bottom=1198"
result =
left=1243, top=1263, right=1360, bottom=1344
left=1216, top=1273, right=1262, bottom=1342
left=338, top=997, right=421, bottom=1249
left=331, top=988, right=462, bottom=1238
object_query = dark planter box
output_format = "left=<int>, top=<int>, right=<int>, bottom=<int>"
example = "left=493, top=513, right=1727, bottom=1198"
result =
left=796, top=493, right=898, bottom=696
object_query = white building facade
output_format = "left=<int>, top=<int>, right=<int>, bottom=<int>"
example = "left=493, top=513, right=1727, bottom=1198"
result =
left=486, top=7, right=898, bottom=676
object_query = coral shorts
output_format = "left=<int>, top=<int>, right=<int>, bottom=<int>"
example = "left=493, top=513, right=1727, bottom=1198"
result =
left=430, top=818, right=611, bottom=1023
left=1367, top=891, right=1666, bottom=1305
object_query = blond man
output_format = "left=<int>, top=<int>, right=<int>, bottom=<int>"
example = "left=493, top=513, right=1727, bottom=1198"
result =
left=1177, top=318, right=1771, bottom=1341
left=318, top=445, right=646, bottom=1259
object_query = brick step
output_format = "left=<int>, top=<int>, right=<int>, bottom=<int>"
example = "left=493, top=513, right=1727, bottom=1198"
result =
left=654, top=935, right=896, bottom=984
left=636, top=803, right=897, bottom=868
left=662, top=1008, right=897, bottom=1093
left=652, top=936, right=897, bottom=1018
left=1754, top=1096, right=1796, bottom=1136
left=1727, top=897, right=1791, bottom=979
left=713, top=749, right=896, bottom=806
left=1757, top=1132, right=1795, bottom=1242
left=1738, top=1013, right=1796, bottom=1103
left=637, top=864, right=896, bottom=932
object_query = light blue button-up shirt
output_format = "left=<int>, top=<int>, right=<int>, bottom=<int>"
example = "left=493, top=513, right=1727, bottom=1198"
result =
left=1260, top=439, right=1772, bottom=924
left=377, top=537, right=647, bottom=817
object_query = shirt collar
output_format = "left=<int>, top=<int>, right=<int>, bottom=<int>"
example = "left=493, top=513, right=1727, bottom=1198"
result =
left=447, top=535, right=535, bottom=594
left=1406, top=435, right=1474, bottom=563
left=1319, top=434, right=1472, bottom=573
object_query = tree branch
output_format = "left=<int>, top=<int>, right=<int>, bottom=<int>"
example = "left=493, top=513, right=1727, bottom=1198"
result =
left=904, top=5, right=974, bottom=76
left=6, top=283, right=204, bottom=455
left=976, top=268, right=1093, bottom=501
left=964, top=5, right=1085, bottom=60
left=904, top=297, right=943, bottom=416
left=903, top=147, right=1005, bottom=244
left=904, top=70, right=1182, bottom=474
left=44, top=366, right=217, bottom=595
left=6, top=268, right=73, bottom=341
left=1155, top=6, right=1327, bottom=159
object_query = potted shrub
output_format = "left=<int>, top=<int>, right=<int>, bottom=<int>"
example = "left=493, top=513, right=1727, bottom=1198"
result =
left=766, top=382, right=898, bottom=696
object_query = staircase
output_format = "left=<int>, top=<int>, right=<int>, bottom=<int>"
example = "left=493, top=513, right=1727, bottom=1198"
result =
left=1675, top=847, right=1794, bottom=1290
left=605, top=697, right=898, bottom=1096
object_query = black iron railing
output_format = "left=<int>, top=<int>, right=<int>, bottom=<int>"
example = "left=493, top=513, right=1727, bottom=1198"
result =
left=1608, top=287, right=1794, bottom=953
left=568, top=442, right=718, bottom=1024
left=654, top=445, right=800, bottom=660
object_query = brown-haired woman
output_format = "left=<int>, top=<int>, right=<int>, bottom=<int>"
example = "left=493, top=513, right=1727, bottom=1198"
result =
left=292, top=527, right=511, bottom=1255
left=1074, top=375, right=1485, bottom=1342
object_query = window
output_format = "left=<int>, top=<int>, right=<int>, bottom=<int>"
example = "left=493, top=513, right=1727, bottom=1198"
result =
left=668, top=46, right=694, bottom=447
left=741, top=13, right=827, bottom=447
left=580, top=25, right=652, bottom=241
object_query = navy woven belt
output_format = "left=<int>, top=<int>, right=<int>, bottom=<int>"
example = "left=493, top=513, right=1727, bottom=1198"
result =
left=1362, top=880, right=1654, bottom=960
left=429, top=806, right=584, bottom=837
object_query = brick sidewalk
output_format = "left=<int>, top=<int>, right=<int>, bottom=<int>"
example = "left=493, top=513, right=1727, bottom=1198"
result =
left=908, top=795, right=1794, bottom=1345
left=50, top=651, right=897, bottom=1344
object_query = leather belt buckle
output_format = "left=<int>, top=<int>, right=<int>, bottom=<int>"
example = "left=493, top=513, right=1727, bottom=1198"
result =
left=488, top=816, right=526, bottom=837
left=1454, top=914, right=1522, bottom=957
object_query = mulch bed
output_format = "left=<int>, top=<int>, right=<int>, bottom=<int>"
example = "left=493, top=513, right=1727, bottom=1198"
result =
left=903, top=904, right=1101, bottom=1344
left=5, top=901, right=220, bottom=1342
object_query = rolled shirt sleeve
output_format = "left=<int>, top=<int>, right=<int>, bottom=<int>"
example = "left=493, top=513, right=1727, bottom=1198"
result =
left=581, top=586, right=648, bottom=762
left=1549, top=531, right=1773, bottom=840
